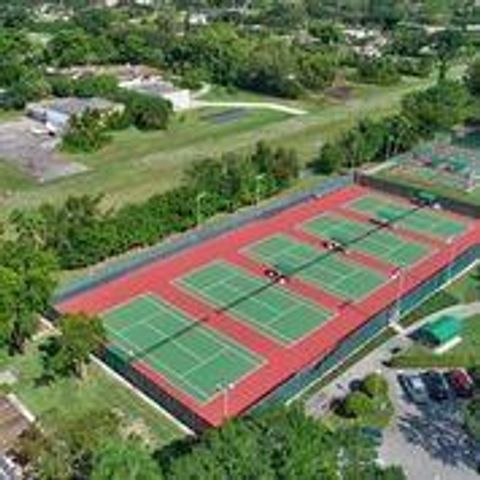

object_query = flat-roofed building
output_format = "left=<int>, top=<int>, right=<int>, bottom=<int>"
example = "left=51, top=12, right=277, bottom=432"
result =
left=26, top=97, right=124, bottom=133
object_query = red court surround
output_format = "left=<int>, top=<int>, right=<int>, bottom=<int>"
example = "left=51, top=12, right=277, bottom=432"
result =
left=58, top=185, right=480, bottom=428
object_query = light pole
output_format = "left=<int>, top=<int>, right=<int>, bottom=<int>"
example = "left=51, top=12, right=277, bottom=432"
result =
left=390, top=267, right=404, bottom=325
left=217, top=381, right=234, bottom=421
left=196, top=191, right=207, bottom=227
left=255, top=174, right=266, bottom=205
left=446, top=235, right=456, bottom=283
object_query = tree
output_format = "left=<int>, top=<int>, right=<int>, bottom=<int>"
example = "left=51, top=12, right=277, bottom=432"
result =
left=17, top=407, right=119, bottom=480
left=161, top=406, right=403, bottom=479
left=260, top=0, right=307, bottom=30
left=308, top=20, right=343, bottom=45
left=465, top=59, right=480, bottom=96
left=361, top=372, right=389, bottom=398
left=0, top=240, right=57, bottom=352
left=402, top=81, right=470, bottom=137
left=432, top=28, right=464, bottom=81
left=313, top=142, right=344, bottom=174
left=297, top=52, right=336, bottom=91
left=43, top=313, right=106, bottom=379
left=48, top=29, right=94, bottom=67
left=0, top=267, right=21, bottom=346
left=241, top=40, right=302, bottom=98
left=92, top=438, right=163, bottom=480
left=464, top=396, right=480, bottom=441
left=120, top=91, right=172, bottom=130
left=341, top=391, right=375, bottom=418
left=62, top=109, right=111, bottom=153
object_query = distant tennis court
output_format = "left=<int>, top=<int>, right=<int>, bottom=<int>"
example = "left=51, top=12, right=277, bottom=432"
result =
left=349, top=195, right=466, bottom=239
left=178, top=261, right=332, bottom=344
left=103, top=295, right=262, bottom=403
left=302, top=214, right=431, bottom=267
left=245, top=234, right=387, bottom=300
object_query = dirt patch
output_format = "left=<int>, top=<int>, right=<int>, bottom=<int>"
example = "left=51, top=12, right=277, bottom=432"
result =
left=0, top=118, right=88, bottom=183
left=0, top=396, right=30, bottom=452
left=324, top=86, right=353, bottom=101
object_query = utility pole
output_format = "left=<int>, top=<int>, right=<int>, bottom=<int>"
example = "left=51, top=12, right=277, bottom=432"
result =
left=196, top=191, right=207, bottom=227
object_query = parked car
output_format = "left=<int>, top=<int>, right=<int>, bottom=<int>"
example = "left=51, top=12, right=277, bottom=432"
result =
left=422, top=370, right=450, bottom=401
left=447, top=369, right=474, bottom=398
left=398, top=373, right=429, bottom=404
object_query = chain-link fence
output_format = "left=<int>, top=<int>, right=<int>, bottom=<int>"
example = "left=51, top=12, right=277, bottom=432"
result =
left=54, top=175, right=353, bottom=303
left=254, top=245, right=480, bottom=411
left=356, top=172, right=480, bottom=218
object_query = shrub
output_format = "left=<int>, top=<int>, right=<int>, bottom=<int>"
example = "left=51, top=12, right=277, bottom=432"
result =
left=361, top=373, right=389, bottom=398
left=341, top=391, right=375, bottom=418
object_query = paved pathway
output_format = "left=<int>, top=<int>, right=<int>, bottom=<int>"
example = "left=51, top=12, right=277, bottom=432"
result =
left=192, top=100, right=308, bottom=116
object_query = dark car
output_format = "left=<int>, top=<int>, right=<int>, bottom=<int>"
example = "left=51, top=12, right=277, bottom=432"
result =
left=422, top=370, right=450, bottom=401
left=447, top=369, right=474, bottom=398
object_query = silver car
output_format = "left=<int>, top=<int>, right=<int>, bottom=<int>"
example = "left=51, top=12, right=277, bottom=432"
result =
left=398, top=373, right=429, bottom=404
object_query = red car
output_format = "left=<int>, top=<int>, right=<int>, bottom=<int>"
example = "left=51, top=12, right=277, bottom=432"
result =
left=447, top=369, right=474, bottom=398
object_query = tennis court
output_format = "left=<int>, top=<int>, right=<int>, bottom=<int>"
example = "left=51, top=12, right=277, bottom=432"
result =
left=103, top=295, right=262, bottom=403
left=302, top=214, right=431, bottom=267
left=178, top=261, right=332, bottom=344
left=349, top=194, right=466, bottom=239
left=245, top=234, right=387, bottom=300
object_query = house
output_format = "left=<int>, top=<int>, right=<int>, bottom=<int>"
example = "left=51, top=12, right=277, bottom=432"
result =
left=120, top=78, right=192, bottom=112
left=26, top=97, right=124, bottom=134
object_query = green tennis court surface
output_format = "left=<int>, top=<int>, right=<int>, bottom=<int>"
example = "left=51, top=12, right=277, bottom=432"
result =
left=349, top=195, right=466, bottom=239
left=246, top=234, right=386, bottom=300
left=302, top=214, right=431, bottom=267
left=103, top=295, right=262, bottom=403
left=178, top=261, right=332, bottom=344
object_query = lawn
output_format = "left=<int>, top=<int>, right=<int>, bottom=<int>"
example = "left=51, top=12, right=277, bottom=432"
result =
left=0, top=69, right=453, bottom=218
left=0, top=338, right=185, bottom=447
left=0, top=107, right=290, bottom=217
left=389, top=313, right=480, bottom=369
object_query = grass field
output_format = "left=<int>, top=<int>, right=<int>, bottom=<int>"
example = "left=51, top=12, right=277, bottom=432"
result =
left=390, top=313, right=480, bottom=369
left=0, top=70, right=455, bottom=218
left=0, top=339, right=185, bottom=447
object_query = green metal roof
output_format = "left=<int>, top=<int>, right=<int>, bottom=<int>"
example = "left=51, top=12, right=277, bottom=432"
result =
left=421, top=315, right=462, bottom=345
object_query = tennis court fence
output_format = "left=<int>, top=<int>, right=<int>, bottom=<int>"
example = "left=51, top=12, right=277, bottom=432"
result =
left=76, top=245, right=480, bottom=432
left=254, top=244, right=480, bottom=411
left=101, top=346, right=211, bottom=432
left=356, top=171, right=480, bottom=218
left=54, top=174, right=353, bottom=304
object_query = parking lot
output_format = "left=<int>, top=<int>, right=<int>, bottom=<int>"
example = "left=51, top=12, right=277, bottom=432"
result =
left=0, top=118, right=87, bottom=183
left=381, top=368, right=480, bottom=480
left=306, top=333, right=480, bottom=480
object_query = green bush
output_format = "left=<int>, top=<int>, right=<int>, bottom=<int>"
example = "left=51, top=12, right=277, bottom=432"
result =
left=361, top=373, right=389, bottom=398
left=341, top=391, right=375, bottom=418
